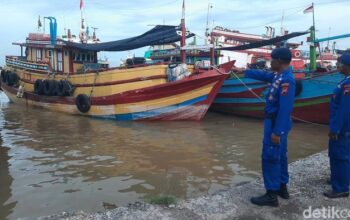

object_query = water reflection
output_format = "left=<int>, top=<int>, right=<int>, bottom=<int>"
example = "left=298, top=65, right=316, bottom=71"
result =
left=0, top=142, right=17, bottom=220
left=0, top=93, right=328, bottom=219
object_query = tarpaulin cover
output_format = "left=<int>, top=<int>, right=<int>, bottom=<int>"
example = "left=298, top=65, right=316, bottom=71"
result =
left=216, top=31, right=309, bottom=51
left=64, top=25, right=194, bottom=51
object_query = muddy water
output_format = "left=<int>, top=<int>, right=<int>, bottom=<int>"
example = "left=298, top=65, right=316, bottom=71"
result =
left=0, top=93, right=328, bottom=219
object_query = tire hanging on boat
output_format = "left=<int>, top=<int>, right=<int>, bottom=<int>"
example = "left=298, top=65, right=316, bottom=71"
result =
left=56, top=80, right=65, bottom=97
left=61, top=80, right=74, bottom=96
left=76, top=94, right=91, bottom=113
left=51, top=80, right=60, bottom=96
left=43, top=80, right=55, bottom=96
left=1, top=70, right=7, bottom=83
left=6, top=72, right=19, bottom=86
left=34, top=79, right=45, bottom=95
left=295, top=80, right=303, bottom=97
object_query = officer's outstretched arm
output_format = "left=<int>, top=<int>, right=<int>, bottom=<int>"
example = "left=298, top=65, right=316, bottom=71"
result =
left=330, top=86, right=350, bottom=134
left=273, top=81, right=296, bottom=136
left=244, top=69, right=274, bottom=83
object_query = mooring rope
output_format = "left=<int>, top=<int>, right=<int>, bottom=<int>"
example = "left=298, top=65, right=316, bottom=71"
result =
left=211, top=66, right=326, bottom=127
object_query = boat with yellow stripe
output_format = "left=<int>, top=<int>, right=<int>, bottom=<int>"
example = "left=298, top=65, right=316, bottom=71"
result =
left=1, top=10, right=230, bottom=121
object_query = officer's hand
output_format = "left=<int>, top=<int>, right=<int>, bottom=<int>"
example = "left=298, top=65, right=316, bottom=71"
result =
left=271, top=133, right=281, bottom=145
left=232, top=67, right=245, bottom=74
left=328, top=132, right=338, bottom=141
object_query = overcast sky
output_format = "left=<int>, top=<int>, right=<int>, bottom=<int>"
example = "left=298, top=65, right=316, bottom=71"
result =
left=0, top=0, right=349, bottom=66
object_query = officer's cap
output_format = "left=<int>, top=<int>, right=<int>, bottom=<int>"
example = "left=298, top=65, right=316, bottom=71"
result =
left=339, top=52, right=350, bottom=66
left=271, top=48, right=292, bottom=63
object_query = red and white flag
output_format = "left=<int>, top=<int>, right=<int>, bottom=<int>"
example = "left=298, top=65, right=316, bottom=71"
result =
left=80, top=0, right=84, bottom=10
left=303, top=4, right=314, bottom=14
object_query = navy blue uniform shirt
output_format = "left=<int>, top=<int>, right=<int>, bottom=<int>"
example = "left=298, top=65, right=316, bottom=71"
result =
left=245, top=68, right=296, bottom=135
left=330, top=76, right=350, bottom=134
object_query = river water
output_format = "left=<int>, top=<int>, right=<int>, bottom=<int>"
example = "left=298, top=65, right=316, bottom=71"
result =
left=0, top=93, right=328, bottom=219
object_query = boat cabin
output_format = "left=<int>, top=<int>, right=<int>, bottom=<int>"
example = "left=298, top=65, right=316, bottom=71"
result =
left=8, top=32, right=105, bottom=75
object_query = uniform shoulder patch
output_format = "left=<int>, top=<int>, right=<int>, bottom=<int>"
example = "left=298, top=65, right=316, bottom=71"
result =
left=281, top=83, right=289, bottom=96
left=343, top=84, right=350, bottom=95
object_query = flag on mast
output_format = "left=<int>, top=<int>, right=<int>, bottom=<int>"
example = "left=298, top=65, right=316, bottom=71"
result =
left=80, top=0, right=84, bottom=10
left=38, top=16, right=42, bottom=28
left=303, top=4, right=314, bottom=14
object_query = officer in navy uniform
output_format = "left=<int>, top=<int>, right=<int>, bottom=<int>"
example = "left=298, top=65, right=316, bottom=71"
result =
left=239, top=48, right=296, bottom=207
left=324, top=52, right=350, bottom=198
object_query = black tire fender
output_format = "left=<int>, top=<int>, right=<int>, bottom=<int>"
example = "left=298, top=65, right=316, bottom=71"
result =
left=6, top=72, right=19, bottom=86
left=0, top=70, right=7, bottom=83
left=43, top=80, right=55, bottom=96
left=34, top=79, right=44, bottom=95
left=76, top=94, right=91, bottom=113
left=61, top=80, right=74, bottom=96
left=51, top=80, right=60, bottom=96
left=56, top=80, right=65, bottom=97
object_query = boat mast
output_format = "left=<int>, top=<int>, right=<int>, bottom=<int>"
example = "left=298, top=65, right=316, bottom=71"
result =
left=79, top=0, right=86, bottom=42
left=309, top=2, right=317, bottom=71
left=205, top=3, right=213, bottom=45
left=180, top=0, right=186, bottom=63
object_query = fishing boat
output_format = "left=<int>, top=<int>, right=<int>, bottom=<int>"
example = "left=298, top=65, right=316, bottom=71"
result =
left=211, top=27, right=350, bottom=124
left=0, top=2, right=230, bottom=121
left=211, top=26, right=305, bottom=71
left=211, top=71, right=342, bottom=124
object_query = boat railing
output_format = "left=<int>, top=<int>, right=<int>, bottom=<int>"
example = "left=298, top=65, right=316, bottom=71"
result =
left=6, top=56, right=49, bottom=72
left=74, top=61, right=171, bottom=74
left=150, top=49, right=221, bottom=58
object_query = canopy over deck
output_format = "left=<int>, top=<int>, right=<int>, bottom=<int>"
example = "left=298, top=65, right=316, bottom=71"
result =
left=64, top=25, right=195, bottom=52
left=216, top=31, right=309, bottom=51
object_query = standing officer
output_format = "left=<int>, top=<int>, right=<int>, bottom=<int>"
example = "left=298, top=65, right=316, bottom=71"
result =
left=324, top=52, right=350, bottom=198
left=241, top=48, right=296, bottom=207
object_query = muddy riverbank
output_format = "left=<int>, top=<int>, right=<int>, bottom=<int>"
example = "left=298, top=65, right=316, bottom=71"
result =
left=42, top=150, right=349, bottom=220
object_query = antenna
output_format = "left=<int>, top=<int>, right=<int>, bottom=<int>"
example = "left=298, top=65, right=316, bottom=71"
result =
left=205, top=3, right=213, bottom=45
left=280, top=10, right=284, bottom=35
left=326, top=27, right=331, bottom=50
left=91, top=27, right=98, bottom=40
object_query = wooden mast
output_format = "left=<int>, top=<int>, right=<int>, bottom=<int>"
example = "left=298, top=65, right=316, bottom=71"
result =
left=180, top=0, right=186, bottom=63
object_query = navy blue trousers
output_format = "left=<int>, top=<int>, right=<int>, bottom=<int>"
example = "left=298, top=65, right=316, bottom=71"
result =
left=329, top=136, right=350, bottom=193
left=262, top=119, right=289, bottom=191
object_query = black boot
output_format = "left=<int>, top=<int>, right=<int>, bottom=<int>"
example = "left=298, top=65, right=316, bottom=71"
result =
left=323, top=190, right=349, bottom=198
left=251, top=190, right=279, bottom=207
left=277, top=184, right=290, bottom=199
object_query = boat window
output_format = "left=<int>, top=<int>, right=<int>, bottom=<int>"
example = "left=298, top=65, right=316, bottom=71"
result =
left=36, top=49, right=42, bottom=61
left=82, top=54, right=86, bottom=62
left=57, top=51, right=63, bottom=72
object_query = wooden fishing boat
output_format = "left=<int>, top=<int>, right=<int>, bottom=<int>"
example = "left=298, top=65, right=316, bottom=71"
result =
left=211, top=71, right=343, bottom=124
left=211, top=23, right=350, bottom=124
left=0, top=12, right=229, bottom=121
